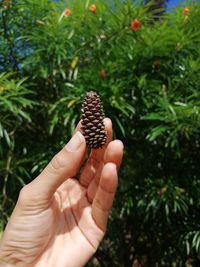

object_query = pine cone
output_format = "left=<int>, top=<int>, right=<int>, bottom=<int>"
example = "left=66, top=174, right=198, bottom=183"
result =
left=81, top=91, right=107, bottom=149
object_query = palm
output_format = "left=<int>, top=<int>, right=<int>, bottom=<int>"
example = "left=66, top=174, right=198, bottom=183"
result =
left=33, top=178, right=103, bottom=267
left=0, top=119, right=123, bottom=267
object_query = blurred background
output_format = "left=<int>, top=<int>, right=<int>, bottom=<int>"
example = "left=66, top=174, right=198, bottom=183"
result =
left=0, top=0, right=200, bottom=266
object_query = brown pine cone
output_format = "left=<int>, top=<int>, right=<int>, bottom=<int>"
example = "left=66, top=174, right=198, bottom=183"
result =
left=81, top=91, right=107, bottom=149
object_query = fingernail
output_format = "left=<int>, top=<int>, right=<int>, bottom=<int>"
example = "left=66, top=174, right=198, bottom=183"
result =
left=65, top=131, right=84, bottom=152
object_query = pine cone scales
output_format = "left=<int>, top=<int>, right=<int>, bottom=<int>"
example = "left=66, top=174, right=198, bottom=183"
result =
left=81, top=91, right=107, bottom=149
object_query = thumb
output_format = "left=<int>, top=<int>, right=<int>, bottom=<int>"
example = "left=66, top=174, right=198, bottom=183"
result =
left=27, top=131, right=86, bottom=200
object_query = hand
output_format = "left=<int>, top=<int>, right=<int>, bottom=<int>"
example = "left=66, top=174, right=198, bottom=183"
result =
left=0, top=118, right=123, bottom=267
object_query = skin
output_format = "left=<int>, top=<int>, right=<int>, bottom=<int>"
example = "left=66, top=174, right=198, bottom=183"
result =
left=0, top=118, right=124, bottom=267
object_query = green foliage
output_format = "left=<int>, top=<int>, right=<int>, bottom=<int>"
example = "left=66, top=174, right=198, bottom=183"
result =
left=0, top=73, right=33, bottom=140
left=0, top=72, right=34, bottom=231
left=1, top=0, right=200, bottom=265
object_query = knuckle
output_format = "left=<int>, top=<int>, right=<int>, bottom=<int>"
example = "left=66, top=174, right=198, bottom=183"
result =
left=49, top=152, right=65, bottom=171
left=95, top=198, right=111, bottom=212
left=18, top=185, right=30, bottom=205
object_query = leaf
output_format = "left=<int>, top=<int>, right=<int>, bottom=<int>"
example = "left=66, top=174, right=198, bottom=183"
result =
left=3, top=129, right=11, bottom=147
left=18, top=110, right=31, bottom=122
left=192, top=231, right=200, bottom=251
left=115, top=117, right=125, bottom=137
left=68, top=29, right=74, bottom=40
left=60, top=69, right=66, bottom=80
left=31, top=165, right=39, bottom=174
left=64, top=113, right=72, bottom=127
left=49, top=114, right=59, bottom=135
left=16, top=176, right=26, bottom=186
left=70, top=115, right=78, bottom=134
left=16, top=77, right=27, bottom=87
left=71, top=57, right=78, bottom=69
left=168, top=105, right=176, bottom=116
left=165, top=204, right=169, bottom=218
left=0, top=123, right=3, bottom=137
left=125, top=104, right=135, bottom=114
left=147, top=126, right=167, bottom=141
left=143, top=113, right=165, bottom=121
left=138, top=75, right=147, bottom=89
left=67, top=99, right=77, bottom=108
left=73, top=68, right=79, bottom=81
left=58, top=11, right=65, bottom=23
left=85, top=0, right=90, bottom=9
left=195, top=235, right=200, bottom=253
left=174, top=102, right=187, bottom=107
left=186, top=240, right=190, bottom=255
left=65, top=83, right=74, bottom=88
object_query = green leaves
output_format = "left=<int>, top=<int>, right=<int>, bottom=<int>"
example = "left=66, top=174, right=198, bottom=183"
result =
left=137, top=178, right=189, bottom=222
left=144, top=99, right=200, bottom=147
left=0, top=73, right=34, bottom=144
left=184, top=230, right=200, bottom=255
left=48, top=95, right=80, bottom=135
left=0, top=73, right=35, bottom=227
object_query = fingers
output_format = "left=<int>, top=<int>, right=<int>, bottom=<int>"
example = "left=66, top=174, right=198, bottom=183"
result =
left=79, top=118, right=112, bottom=187
left=91, top=163, right=118, bottom=232
left=87, top=140, right=123, bottom=202
left=27, top=131, right=86, bottom=200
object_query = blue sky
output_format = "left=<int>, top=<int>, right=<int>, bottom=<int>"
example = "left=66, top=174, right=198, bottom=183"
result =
left=167, top=0, right=200, bottom=10
left=167, top=0, right=186, bottom=10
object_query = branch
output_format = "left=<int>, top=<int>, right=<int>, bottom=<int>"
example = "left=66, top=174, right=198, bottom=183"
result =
left=2, top=152, right=12, bottom=208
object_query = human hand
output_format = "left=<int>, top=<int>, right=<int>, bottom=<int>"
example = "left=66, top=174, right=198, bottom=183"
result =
left=0, top=118, right=123, bottom=267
